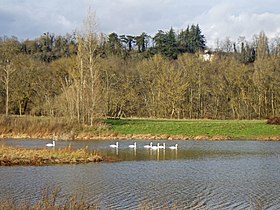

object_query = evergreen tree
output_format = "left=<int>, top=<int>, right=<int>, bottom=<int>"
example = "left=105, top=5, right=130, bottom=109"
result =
left=107, top=33, right=122, bottom=55
left=153, top=28, right=178, bottom=59
left=187, top=24, right=206, bottom=53
left=21, top=33, right=77, bottom=62
left=165, top=28, right=178, bottom=59
left=135, top=32, right=148, bottom=53
left=153, top=30, right=165, bottom=50
left=194, top=24, right=206, bottom=51
left=177, top=25, right=205, bottom=54
left=120, top=35, right=135, bottom=51
left=177, top=27, right=189, bottom=53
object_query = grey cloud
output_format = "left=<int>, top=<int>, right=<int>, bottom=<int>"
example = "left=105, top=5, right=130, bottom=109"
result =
left=192, top=2, right=280, bottom=48
left=0, top=0, right=89, bottom=39
left=1, top=0, right=280, bottom=47
left=94, top=0, right=221, bottom=35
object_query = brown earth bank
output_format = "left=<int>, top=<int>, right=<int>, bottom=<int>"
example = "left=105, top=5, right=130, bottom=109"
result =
left=0, top=131, right=279, bottom=141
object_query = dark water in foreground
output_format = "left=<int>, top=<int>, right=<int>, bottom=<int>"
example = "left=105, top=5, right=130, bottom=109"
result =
left=1, top=139, right=280, bottom=209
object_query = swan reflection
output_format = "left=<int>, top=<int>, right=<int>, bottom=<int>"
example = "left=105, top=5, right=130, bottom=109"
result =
left=107, top=142, right=179, bottom=160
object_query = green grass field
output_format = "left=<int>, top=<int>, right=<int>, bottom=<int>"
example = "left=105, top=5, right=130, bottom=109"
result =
left=105, top=119, right=280, bottom=139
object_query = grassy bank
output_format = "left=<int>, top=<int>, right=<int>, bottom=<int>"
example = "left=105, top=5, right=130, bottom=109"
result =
left=105, top=119, right=280, bottom=140
left=0, top=144, right=104, bottom=166
left=0, top=115, right=279, bottom=140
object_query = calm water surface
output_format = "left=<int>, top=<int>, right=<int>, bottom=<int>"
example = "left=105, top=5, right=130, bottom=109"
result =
left=1, top=139, right=280, bottom=209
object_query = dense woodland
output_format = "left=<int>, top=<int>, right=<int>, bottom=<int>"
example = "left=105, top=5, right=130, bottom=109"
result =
left=0, top=15, right=279, bottom=125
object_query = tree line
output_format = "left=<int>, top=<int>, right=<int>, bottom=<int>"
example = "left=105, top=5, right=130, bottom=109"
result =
left=0, top=15, right=279, bottom=124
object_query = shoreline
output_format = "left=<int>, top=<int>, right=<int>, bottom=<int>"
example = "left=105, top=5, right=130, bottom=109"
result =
left=1, top=116, right=279, bottom=142
left=1, top=132, right=279, bottom=141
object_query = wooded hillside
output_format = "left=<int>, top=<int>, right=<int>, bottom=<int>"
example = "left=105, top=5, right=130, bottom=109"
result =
left=0, top=15, right=279, bottom=124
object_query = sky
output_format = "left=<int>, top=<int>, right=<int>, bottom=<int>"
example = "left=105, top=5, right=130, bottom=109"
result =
left=1, top=0, right=280, bottom=48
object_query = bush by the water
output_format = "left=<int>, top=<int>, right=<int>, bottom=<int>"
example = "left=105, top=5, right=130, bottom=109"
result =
left=267, top=117, right=280, bottom=125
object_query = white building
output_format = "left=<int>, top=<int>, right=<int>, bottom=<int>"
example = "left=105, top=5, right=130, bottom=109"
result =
left=202, top=50, right=214, bottom=62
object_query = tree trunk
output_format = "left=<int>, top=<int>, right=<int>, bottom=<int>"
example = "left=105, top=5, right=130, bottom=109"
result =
left=271, top=91, right=275, bottom=117
left=5, top=78, right=9, bottom=116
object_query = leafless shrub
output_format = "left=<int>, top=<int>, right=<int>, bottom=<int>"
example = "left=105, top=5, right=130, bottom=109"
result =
left=267, top=117, right=280, bottom=125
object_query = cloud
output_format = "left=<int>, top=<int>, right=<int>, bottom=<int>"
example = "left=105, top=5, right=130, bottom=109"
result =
left=93, top=0, right=220, bottom=35
left=192, top=1, right=280, bottom=48
left=1, top=0, right=280, bottom=48
left=0, top=0, right=89, bottom=39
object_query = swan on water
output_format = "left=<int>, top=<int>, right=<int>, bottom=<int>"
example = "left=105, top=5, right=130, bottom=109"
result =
left=169, top=144, right=178, bottom=150
left=110, top=142, right=119, bottom=148
left=158, top=143, right=166, bottom=149
left=144, top=142, right=153, bottom=148
left=129, top=142, right=137, bottom=148
left=151, top=143, right=160, bottom=150
left=46, top=140, right=55, bottom=147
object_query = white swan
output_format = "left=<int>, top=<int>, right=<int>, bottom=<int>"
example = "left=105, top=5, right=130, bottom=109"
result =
left=129, top=142, right=136, bottom=148
left=46, top=140, right=55, bottom=147
left=110, top=142, right=119, bottom=148
left=169, top=144, right=178, bottom=150
left=144, top=142, right=153, bottom=148
left=151, top=143, right=160, bottom=150
left=158, top=143, right=166, bottom=149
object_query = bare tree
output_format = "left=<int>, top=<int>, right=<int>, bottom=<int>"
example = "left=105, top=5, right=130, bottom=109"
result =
left=0, top=38, right=20, bottom=116
left=256, top=31, right=270, bottom=60
left=0, top=60, right=15, bottom=115
left=71, top=9, right=103, bottom=125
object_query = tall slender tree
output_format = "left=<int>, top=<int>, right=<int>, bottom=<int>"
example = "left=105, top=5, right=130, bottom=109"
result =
left=256, top=31, right=269, bottom=60
left=0, top=37, right=20, bottom=115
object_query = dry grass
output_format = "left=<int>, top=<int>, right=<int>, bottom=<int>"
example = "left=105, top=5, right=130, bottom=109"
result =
left=0, top=115, right=109, bottom=140
left=0, top=115, right=78, bottom=138
left=0, top=188, right=98, bottom=210
left=0, top=144, right=104, bottom=166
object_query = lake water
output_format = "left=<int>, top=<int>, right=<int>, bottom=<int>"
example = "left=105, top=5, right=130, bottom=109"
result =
left=1, top=139, right=280, bottom=209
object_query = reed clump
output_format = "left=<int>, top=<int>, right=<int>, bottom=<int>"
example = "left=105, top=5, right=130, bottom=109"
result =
left=0, top=188, right=98, bottom=210
left=0, top=144, right=104, bottom=166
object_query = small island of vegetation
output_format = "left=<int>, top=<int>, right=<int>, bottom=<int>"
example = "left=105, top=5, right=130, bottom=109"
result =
left=0, top=144, right=104, bottom=166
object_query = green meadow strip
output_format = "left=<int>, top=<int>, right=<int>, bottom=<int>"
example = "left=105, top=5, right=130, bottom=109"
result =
left=105, top=119, right=280, bottom=140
